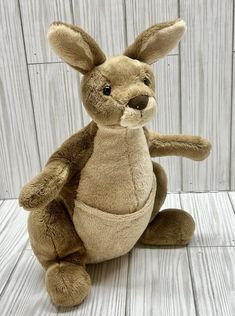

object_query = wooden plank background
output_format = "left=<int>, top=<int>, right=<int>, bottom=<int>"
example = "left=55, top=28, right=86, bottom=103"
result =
left=1, top=192, right=235, bottom=315
left=180, top=0, right=233, bottom=191
left=0, top=0, right=235, bottom=198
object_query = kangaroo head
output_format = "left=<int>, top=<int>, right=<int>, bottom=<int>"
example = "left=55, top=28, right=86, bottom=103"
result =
left=48, top=20, right=186, bottom=128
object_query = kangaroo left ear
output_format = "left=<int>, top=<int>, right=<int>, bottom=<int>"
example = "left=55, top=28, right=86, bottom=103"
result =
left=124, top=19, right=186, bottom=64
left=48, top=22, right=106, bottom=74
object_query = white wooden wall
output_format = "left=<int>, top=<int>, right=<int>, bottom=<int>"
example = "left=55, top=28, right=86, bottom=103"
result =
left=0, top=0, right=234, bottom=198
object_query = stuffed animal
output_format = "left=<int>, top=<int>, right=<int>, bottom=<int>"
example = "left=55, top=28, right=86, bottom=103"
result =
left=19, top=19, right=211, bottom=307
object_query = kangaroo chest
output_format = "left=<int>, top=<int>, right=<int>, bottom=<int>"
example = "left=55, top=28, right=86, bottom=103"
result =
left=76, top=127, right=153, bottom=214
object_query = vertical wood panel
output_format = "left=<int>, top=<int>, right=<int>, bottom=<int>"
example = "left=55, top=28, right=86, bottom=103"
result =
left=234, top=2, right=235, bottom=52
left=180, top=0, right=233, bottom=191
left=72, top=0, right=126, bottom=56
left=0, top=0, right=41, bottom=199
left=231, top=54, right=235, bottom=189
left=28, top=63, right=84, bottom=166
left=19, top=0, right=73, bottom=63
left=1, top=1, right=234, bottom=197
left=189, top=247, right=235, bottom=316
left=125, top=0, right=179, bottom=54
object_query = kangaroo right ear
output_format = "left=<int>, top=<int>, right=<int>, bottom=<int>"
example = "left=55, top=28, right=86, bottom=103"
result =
left=48, top=22, right=106, bottom=74
left=124, top=19, right=186, bottom=64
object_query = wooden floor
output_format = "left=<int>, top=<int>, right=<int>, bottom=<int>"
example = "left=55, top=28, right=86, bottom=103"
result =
left=0, top=192, right=235, bottom=316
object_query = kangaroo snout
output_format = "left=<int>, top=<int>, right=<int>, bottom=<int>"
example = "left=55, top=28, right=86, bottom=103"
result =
left=128, top=95, right=149, bottom=111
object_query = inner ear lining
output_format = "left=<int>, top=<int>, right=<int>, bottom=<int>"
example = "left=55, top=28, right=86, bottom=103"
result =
left=48, top=21, right=106, bottom=73
left=123, top=19, right=186, bottom=64
left=61, top=23, right=106, bottom=66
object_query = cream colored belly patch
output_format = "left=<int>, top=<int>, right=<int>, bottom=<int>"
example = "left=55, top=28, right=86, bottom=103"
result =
left=73, top=174, right=156, bottom=264
left=76, top=127, right=153, bottom=214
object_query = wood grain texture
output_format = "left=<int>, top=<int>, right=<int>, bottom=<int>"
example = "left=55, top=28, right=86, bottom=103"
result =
left=127, top=194, right=193, bottom=316
left=160, top=192, right=181, bottom=210
left=28, top=63, right=84, bottom=166
left=189, top=247, right=235, bottom=316
left=72, top=0, right=126, bottom=56
left=180, top=192, right=235, bottom=246
left=228, top=191, right=235, bottom=211
left=0, top=250, right=128, bottom=316
left=1, top=192, right=235, bottom=314
left=180, top=0, right=233, bottom=191
left=0, top=0, right=41, bottom=199
left=126, top=247, right=196, bottom=316
left=231, top=54, right=235, bottom=190
left=0, top=200, right=28, bottom=295
left=0, top=250, right=57, bottom=316
left=60, top=256, right=128, bottom=315
left=234, top=5, right=235, bottom=52
left=19, top=0, right=73, bottom=63
left=149, top=56, right=182, bottom=192
left=1, top=0, right=234, bottom=197
left=125, top=0, right=179, bottom=54
left=25, top=240, right=31, bottom=250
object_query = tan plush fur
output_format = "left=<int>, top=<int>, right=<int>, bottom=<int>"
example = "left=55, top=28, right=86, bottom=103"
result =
left=46, top=263, right=91, bottom=306
left=80, top=55, right=156, bottom=126
left=150, top=162, right=168, bottom=221
left=76, top=126, right=153, bottom=214
left=148, top=132, right=211, bottom=161
left=124, top=19, right=186, bottom=64
left=19, top=160, right=70, bottom=211
left=28, top=199, right=86, bottom=270
left=47, top=22, right=106, bottom=74
left=74, top=175, right=156, bottom=263
left=140, top=209, right=195, bottom=245
left=19, top=19, right=211, bottom=307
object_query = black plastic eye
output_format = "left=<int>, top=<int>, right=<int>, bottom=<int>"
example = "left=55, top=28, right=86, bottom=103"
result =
left=103, top=84, right=111, bottom=96
left=143, top=77, right=150, bottom=86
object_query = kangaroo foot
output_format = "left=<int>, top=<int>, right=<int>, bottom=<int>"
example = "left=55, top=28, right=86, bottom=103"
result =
left=140, top=209, right=195, bottom=246
left=45, top=262, right=91, bottom=307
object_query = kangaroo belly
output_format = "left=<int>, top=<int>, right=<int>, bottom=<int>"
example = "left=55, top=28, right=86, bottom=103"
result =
left=76, top=127, right=153, bottom=214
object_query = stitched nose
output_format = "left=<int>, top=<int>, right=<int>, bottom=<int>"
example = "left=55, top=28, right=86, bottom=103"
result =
left=128, top=95, right=149, bottom=110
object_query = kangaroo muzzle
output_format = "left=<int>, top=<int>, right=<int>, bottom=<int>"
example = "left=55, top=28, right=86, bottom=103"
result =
left=128, top=95, right=149, bottom=110
left=120, top=96, right=157, bottom=128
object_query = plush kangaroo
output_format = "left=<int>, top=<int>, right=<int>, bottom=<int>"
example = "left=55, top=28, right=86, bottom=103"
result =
left=19, top=19, right=211, bottom=307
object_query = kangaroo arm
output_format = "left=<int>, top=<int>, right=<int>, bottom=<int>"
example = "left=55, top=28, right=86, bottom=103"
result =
left=19, top=160, right=69, bottom=210
left=147, top=130, right=211, bottom=161
left=19, top=121, right=98, bottom=210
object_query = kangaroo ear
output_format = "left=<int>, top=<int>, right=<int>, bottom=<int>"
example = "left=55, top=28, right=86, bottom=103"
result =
left=124, top=19, right=186, bottom=64
left=48, top=22, right=106, bottom=74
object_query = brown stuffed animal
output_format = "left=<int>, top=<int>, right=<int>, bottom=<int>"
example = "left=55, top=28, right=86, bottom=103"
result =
left=19, top=19, right=211, bottom=307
